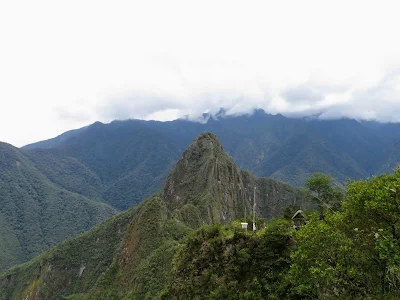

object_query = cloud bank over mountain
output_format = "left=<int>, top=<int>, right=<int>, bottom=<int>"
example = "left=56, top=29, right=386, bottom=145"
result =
left=1, top=0, right=400, bottom=146
left=95, top=69, right=400, bottom=123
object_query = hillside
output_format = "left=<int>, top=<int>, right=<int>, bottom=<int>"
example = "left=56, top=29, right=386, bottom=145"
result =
left=23, top=120, right=181, bottom=210
left=4, top=110, right=398, bottom=282
left=0, top=143, right=117, bottom=274
left=23, top=110, right=400, bottom=193
left=0, top=133, right=308, bottom=299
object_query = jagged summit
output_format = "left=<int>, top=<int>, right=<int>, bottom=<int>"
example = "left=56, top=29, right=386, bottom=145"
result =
left=192, top=131, right=221, bottom=145
left=162, top=132, right=305, bottom=225
left=177, top=132, right=225, bottom=166
left=162, top=132, right=244, bottom=224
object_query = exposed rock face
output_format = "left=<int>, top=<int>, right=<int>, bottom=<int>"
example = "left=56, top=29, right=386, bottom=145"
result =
left=163, top=132, right=243, bottom=222
left=163, top=132, right=305, bottom=224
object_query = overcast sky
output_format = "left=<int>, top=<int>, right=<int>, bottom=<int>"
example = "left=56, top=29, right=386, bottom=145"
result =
left=1, top=0, right=400, bottom=146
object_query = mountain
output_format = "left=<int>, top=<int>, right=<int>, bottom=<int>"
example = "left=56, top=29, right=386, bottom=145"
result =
left=23, top=110, right=400, bottom=191
left=23, top=120, right=181, bottom=210
left=23, top=126, right=88, bottom=150
left=0, top=133, right=308, bottom=299
left=163, top=132, right=306, bottom=222
left=4, top=110, right=398, bottom=275
left=0, top=142, right=117, bottom=274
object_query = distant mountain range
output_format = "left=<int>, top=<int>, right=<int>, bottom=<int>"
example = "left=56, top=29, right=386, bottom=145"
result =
left=0, top=132, right=308, bottom=299
left=24, top=109, right=400, bottom=192
left=2, top=109, right=400, bottom=274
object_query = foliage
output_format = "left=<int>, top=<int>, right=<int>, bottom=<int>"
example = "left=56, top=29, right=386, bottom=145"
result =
left=288, top=213, right=368, bottom=299
left=289, top=169, right=400, bottom=299
left=305, top=172, right=343, bottom=216
left=5, top=123, right=400, bottom=299
left=24, top=110, right=400, bottom=194
left=0, top=206, right=133, bottom=300
left=165, top=169, right=400, bottom=299
left=0, top=133, right=309, bottom=299
left=0, top=142, right=116, bottom=273
left=168, top=219, right=294, bottom=299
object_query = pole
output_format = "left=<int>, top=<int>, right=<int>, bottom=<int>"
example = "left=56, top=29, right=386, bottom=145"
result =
left=244, top=188, right=247, bottom=220
left=253, top=186, right=256, bottom=231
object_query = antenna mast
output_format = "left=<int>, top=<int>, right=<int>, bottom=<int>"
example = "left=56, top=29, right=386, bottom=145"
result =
left=253, top=186, right=256, bottom=231
left=244, top=188, right=247, bottom=219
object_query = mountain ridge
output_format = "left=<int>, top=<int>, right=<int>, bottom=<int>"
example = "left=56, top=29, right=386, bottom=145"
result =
left=22, top=110, right=400, bottom=188
left=0, top=132, right=309, bottom=299
left=0, top=142, right=117, bottom=273
left=3, top=110, right=400, bottom=275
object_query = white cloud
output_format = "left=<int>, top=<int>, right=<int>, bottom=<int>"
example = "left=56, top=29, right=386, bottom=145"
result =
left=1, top=0, right=400, bottom=146
left=319, top=71, right=400, bottom=122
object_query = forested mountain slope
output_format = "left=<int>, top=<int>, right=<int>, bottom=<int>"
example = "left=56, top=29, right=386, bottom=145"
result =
left=24, top=121, right=181, bottom=210
left=0, top=133, right=308, bottom=299
left=5, top=110, right=399, bottom=276
left=0, top=143, right=117, bottom=273
left=23, top=110, right=400, bottom=194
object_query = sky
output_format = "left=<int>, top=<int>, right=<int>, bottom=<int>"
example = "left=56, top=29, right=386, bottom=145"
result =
left=1, top=0, right=400, bottom=147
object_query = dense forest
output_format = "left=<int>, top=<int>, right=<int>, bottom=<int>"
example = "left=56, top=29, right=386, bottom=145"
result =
left=2, top=133, right=400, bottom=299
left=0, top=142, right=116, bottom=273
left=0, top=133, right=307, bottom=299
left=24, top=110, right=400, bottom=192
left=167, top=170, right=400, bottom=299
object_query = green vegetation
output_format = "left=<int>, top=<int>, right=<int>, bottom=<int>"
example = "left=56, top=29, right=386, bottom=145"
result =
left=167, top=219, right=293, bottom=299
left=167, top=170, right=400, bottom=299
left=0, top=204, right=134, bottom=299
left=24, top=149, right=105, bottom=202
left=305, top=172, right=343, bottom=216
left=35, top=120, right=181, bottom=210
left=5, top=166, right=400, bottom=299
left=0, top=132, right=308, bottom=299
left=0, top=142, right=117, bottom=273
left=3, top=131, right=400, bottom=299
left=162, top=133, right=307, bottom=224
left=8, top=111, right=400, bottom=277
left=288, top=170, right=400, bottom=299
left=24, top=111, right=400, bottom=196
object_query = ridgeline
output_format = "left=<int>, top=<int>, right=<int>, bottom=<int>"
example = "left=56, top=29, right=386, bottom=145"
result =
left=0, top=142, right=116, bottom=274
left=0, top=133, right=307, bottom=299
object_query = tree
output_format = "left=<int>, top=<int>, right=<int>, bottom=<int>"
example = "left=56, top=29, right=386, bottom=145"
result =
left=305, top=173, right=343, bottom=217
left=288, top=212, right=369, bottom=299
left=288, top=170, right=400, bottom=299
left=343, top=170, right=400, bottom=296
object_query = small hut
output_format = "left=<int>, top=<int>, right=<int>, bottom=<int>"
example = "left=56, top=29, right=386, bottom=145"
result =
left=291, top=210, right=308, bottom=230
left=240, top=222, right=248, bottom=230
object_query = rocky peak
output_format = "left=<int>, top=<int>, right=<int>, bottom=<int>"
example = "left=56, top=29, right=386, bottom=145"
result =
left=162, top=132, right=245, bottom=223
